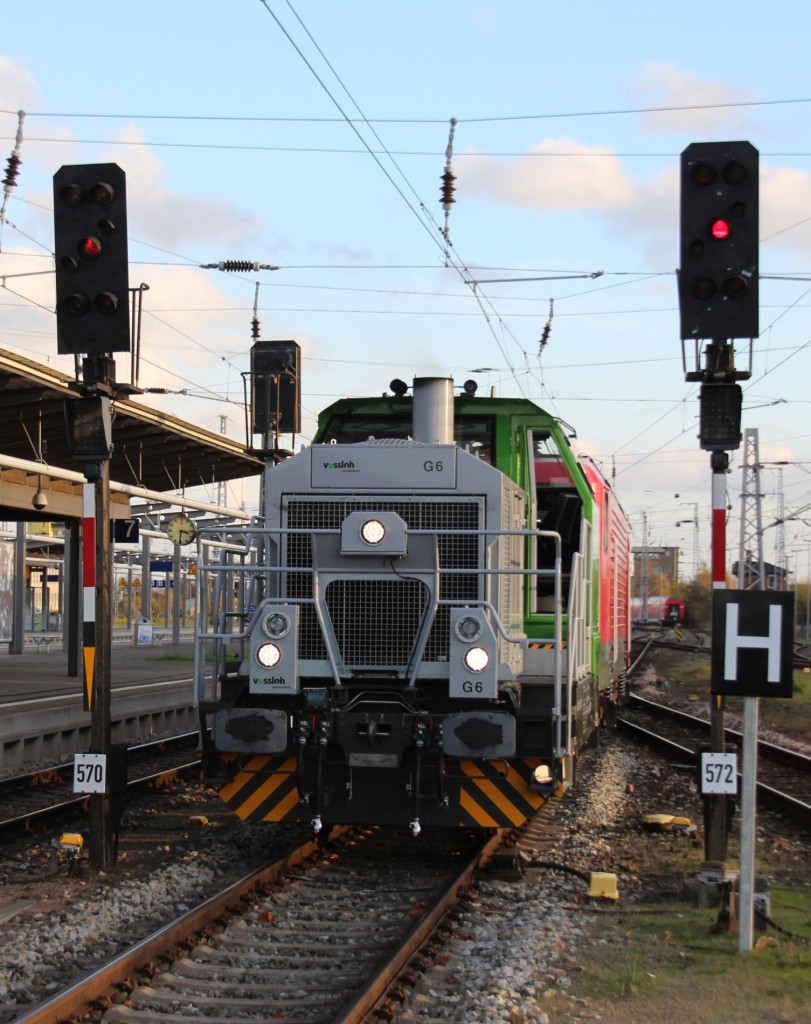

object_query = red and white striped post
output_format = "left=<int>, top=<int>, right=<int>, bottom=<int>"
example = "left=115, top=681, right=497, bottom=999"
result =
left=706, top=450, right=729, bottom=863
left=85, top=459, right=114, bottom=870
left=82, top=482, right=96, bottom=711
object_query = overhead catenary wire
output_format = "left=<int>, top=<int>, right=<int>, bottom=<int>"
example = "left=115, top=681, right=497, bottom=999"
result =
left=5, top=95, right=809, bottom=126
left=1, top=37, right=811, bottom=512
left=256, top=0, right=530, bottom=395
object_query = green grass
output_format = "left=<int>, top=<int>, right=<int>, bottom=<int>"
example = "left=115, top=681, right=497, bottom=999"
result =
left=149, top=652, right=240, bottom=664
left=651, top=651, right=811, bottom=747
left=560, top=886, right=811, bottom=1023
left=723, top=671, right=811, bottom=745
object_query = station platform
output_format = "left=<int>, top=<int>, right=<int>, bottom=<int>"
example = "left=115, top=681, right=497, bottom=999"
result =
left=0, top=637, right=197, bottom=702
left=1, top=635, right=202, bottom=771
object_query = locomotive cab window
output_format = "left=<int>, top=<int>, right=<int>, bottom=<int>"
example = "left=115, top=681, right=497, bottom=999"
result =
left=532, top=432, right=582, bottom=610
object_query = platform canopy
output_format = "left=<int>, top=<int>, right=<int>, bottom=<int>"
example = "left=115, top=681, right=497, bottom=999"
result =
left=0, top=347, right=263, bottom=520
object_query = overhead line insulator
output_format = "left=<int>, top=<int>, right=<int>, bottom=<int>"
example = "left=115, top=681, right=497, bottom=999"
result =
left=199, top=261, right=279, bottom=273
left=440, top=168, right=456, bottom=211
left=2, top=153, right=21, bottom=190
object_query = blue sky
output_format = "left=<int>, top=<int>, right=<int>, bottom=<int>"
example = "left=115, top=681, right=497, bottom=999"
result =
left=3, top=1, right=811, bottom=577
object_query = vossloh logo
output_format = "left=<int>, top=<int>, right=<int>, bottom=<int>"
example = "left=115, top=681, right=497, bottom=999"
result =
left=254, top=675, right=287, bottom=688
left=323, top=459, right=356, bottom=470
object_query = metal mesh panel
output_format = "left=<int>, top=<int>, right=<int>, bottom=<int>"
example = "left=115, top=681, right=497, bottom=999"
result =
left=284, top=498, right=481, bottom=665
left=326, top=578, right=427, bottom=669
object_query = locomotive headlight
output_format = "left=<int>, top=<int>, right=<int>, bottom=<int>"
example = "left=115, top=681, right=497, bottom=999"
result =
left=360, top=518, right=386, bottom=545
left=256, top=642, right=282, bottom=668
left=449, top=609, right=496, bottom=699
left=463, top=646, right=490, bottom=673
left=454, top=615, right=482, bottom=642
left=261, top=610, right=291, bottom=639
left=533, top=764, right=553, bottom=786
left=341, top=510, right=407, bottom=556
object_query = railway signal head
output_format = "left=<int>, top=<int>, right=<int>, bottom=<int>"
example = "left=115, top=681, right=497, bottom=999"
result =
left=679, top=141, right=759, bottom=344
left=53, top=163, right=131, bottom=356
left=250, top=340, right=301, bottom=436
left=699, top=382, right=742, bottom=451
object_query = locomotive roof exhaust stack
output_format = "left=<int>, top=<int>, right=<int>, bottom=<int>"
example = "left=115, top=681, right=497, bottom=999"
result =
left=412, top=376, right=453, bottom=445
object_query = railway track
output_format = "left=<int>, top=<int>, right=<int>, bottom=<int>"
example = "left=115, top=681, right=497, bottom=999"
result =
left=0, top=733, right=202, bottom=833
left=10, top=826, right=502, bottom=1024
left=632, top=625, right=811, bottom=670
left=618, top=693, right=811, bottom=820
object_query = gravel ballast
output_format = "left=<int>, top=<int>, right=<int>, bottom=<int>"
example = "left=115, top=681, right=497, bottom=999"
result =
left=1, top=733, right=808, bottom=1024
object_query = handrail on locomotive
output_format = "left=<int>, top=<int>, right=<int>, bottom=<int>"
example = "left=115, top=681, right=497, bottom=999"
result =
left=194, top=520, right=577, bottom=759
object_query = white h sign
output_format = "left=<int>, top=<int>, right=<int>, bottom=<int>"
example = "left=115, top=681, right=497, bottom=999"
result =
left=712, top=591, right=793, bottom=698
left=724, top=603, right=782, bottom=683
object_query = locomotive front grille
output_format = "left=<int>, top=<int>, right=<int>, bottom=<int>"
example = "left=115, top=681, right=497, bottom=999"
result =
left=326, top=577, right=428, bottom=669
left=284, top=498, right=481, bottom=665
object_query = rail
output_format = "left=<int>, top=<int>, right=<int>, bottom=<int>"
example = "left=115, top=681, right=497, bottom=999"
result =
left=9, top=829, right=502, bottom=1024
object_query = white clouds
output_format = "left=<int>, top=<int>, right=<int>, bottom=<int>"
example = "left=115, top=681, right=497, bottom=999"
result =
left=760, top=165, right=811, bottom=254
left=109, top=126, right=267, bottom=253
left=626, top=62, right=758, bottom=135
left=0, top=57, right=40, bottom=111
left=451, top=135, right=811, bottom=268
left=459, top=138, right=637, bottom=211
left=602, top=165, right=679, bottom=267
left=455, top=138, right=680, bottom=268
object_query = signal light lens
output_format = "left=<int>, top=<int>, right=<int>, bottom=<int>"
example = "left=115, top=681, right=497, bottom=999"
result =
left=691, top=277, right=716, bottom=301
left=64, top=293, right=91, bottom=316
left=455, top=615, right=482, bottom=642
left=463, top=646, right=490, bottom=672
left=691, top=162, right=716, bottom=187
left=256, top=642, right=282, bottom=669
left=60, top=183, right=84, bottom=207
left=262, top=610, right=291, bottom=639
left=94, top=292, right=119, bottom=314
left=79, top=236, right=102, bottom=258
left=710, top=219, right=730, bottom=240
left=723, top=161, right=747, bottom=186
left=724, top=276, right=748, bottom=300
left=89, top=182, right=115, bottom=205
left=360, top=518, right=386, bottom=545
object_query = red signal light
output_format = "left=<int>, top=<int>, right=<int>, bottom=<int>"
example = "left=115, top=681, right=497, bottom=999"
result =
left=679, top=141, right=759, bottom=342
left=53, top=162, right=130, bottom=355
left=79, top=236, right=102, bottom=258
left=711, top=219, right=731, bottom=240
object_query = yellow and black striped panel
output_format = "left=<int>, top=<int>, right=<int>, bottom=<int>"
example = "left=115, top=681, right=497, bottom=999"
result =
left=219, top=756, right=301, bottom=822
left=527, top=641, right=567, bottom=650
left=216, top=754, right=552, bottom=827
left=456, top=758, right=546, bottom=828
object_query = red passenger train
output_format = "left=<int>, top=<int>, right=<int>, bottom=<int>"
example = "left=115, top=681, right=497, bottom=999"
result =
left=631, top=595, right=686, bottom=626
